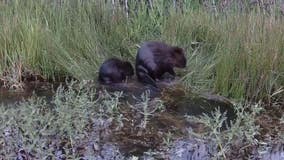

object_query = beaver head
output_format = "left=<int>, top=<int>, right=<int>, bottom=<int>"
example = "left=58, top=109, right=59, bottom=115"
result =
left=170, top=47, right=187, bottom=68
left=121, top=61, right=134, bottom=76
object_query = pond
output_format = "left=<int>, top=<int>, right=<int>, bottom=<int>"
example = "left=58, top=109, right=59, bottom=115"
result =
left=0, top=80, right=283, bottom=159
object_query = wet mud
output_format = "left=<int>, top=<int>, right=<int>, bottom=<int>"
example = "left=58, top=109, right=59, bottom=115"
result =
left=0, top=80, right=283, bottom=159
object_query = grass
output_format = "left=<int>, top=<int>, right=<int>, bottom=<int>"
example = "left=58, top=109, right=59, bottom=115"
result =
left=0, top=1, right=283, bottom=102
left=0, top=2, right=283, bottom=158
left=0, top=0, right=284, bottom=159
left=0, top=1, right=283, bottom=101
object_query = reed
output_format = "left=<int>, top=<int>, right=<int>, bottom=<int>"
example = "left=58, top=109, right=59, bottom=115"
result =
left=0, top=0, right=283, bottom=100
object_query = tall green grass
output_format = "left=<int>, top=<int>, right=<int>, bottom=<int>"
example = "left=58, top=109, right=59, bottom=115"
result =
left=0, top=0, right=283, bottom=101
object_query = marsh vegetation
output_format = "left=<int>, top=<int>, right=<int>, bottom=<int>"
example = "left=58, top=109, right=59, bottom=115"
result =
left=0, top=0, right=283, bottom=159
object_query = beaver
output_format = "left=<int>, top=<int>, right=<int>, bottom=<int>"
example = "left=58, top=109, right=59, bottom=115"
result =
left=98, top=58, right=134, bottom=84
left=135, top=41, right=187, bottom=87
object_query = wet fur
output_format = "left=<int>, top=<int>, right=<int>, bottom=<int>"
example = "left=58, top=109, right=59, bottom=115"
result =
left=135, top=41, right=187, bottom=87
left=99, top=58, right=134, bottom=84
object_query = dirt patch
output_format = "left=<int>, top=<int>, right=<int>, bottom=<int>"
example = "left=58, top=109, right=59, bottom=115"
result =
left=0, top=80, right=283, bottom=159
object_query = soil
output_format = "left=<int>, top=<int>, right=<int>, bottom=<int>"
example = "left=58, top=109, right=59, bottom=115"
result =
left=0, top=80, right=283, bottom=159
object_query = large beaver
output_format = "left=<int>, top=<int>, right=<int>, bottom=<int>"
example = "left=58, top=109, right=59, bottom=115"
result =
left=98, top=58, right=134, bottom=84
left=135, top=41, right=187, bottom=87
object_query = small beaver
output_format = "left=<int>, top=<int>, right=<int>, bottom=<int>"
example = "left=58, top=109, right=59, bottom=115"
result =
left=135, top=41, right=187, bottom=87
left=98, top=58, right=134, bottom=84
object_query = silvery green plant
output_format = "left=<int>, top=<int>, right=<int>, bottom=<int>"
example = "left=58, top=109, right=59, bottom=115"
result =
left=129, top=90, right=164, bottom=129
left=97, top=90, right=125, bottom=130
left=98, top=90, right=123, bottom=116
left=186, top=102, right=263, bottom=159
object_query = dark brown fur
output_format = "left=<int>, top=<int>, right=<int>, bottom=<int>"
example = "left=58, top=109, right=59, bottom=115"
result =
left=135, top=41, right=187, bottom=87
left=98, top=58, right=134, bottom=84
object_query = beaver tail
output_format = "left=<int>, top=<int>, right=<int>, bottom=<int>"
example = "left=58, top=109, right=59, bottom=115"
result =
left=136, top=65, right=158, bottom=88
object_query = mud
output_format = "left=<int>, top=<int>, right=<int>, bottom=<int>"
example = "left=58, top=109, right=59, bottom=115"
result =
left=0, top=82, right=61, bottom=105
left=1, top=80, right=283, bottom=159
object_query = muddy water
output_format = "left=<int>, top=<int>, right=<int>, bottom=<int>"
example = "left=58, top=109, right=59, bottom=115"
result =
left=86, top=80, right=237, bottom=158
left=1, top=80, right=235, bottom=119
left=0, top=82, right=60, bottom=105
left=1, top=81, right=283, bottom=159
